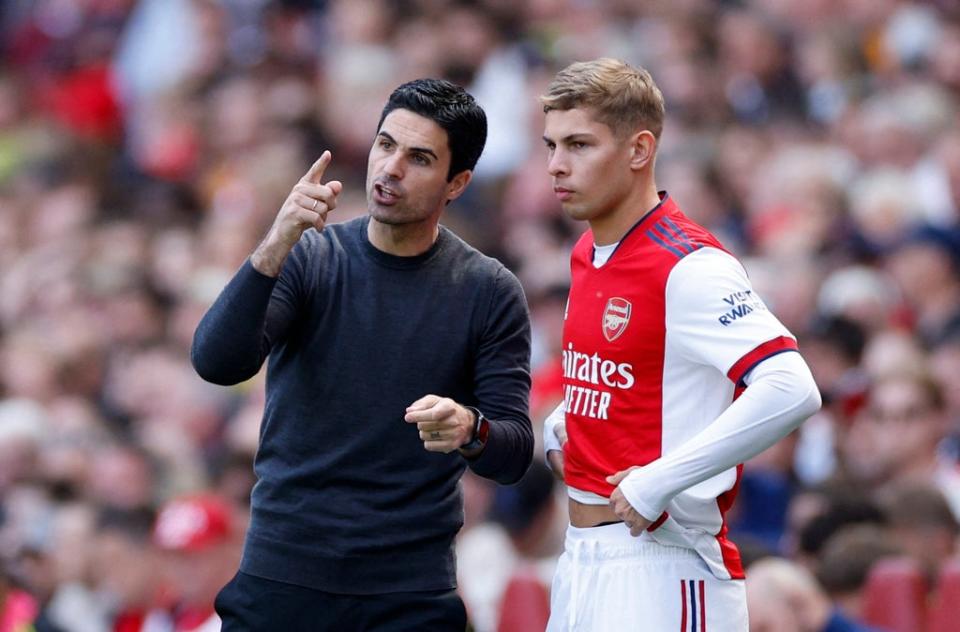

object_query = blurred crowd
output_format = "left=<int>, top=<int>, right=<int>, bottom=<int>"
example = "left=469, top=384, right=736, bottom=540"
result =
left=1, top=0, right=960, bottom=631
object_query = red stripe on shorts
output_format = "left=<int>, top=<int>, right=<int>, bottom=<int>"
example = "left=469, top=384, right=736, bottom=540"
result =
left=680, top=580, right=688, bottom=632
left=699, top=580, right=706, bottom=631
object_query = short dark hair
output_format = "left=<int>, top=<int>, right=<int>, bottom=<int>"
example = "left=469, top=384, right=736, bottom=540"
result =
left=97, top=506, right=157, bottom=542
left=815, top=524, right=900, bottom=596
left=377, top=78, right=487, bottom=181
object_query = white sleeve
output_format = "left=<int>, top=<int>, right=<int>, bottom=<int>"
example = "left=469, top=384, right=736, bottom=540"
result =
left=543, top=401, right=565, bottom=459
left=665, top=247, right=796, bottom=384
left=618, top=351, right=822, bottom=520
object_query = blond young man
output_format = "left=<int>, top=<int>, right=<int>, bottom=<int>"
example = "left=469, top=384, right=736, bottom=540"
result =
left=540, top=58, right=821, bottom=631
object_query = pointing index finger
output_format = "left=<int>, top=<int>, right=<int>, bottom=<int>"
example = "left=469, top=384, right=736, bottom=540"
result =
left=301, top=150, right=332, bottom=184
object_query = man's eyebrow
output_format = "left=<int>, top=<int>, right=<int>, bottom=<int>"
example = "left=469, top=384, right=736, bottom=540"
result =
left=377, top=131, right=439, bottom=160
left=542, top=133, right=596, bottom=144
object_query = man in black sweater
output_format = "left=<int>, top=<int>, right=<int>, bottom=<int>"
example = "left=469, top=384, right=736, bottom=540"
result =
left=192, top=79, right=533, bottom=630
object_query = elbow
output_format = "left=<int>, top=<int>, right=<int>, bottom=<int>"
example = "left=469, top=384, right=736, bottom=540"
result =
left=503, top=462, right=532, bottom=486
left=764, top=353, right=823, bottom=424
left=190, top=339, right=249, bottom=386
left=521, top=423, right=536, bottom=477
left=810, top=381, right=823, bottom=413
left=501, top=437, right=534, bottom=486
left=516, top=439, right=536, bottom=484
left=798, top=363, right=823, bottom=418
left=802, top=381, right=823, bottom=418
left=502, top=426, right=536, bottom=485
left=191, top=347, right=229, bottom=386
left=790, top=374, right=823, bottom=429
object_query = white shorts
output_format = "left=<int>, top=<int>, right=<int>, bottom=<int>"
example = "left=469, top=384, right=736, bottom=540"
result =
left=547, top=523, right=748, bottom=632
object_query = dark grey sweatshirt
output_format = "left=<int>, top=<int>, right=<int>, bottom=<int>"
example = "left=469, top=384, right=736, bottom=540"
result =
left=191, top=215, right=533, bottom=594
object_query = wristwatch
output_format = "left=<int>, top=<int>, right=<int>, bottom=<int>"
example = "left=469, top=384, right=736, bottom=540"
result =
left=460, top=407, right=489, bottom=451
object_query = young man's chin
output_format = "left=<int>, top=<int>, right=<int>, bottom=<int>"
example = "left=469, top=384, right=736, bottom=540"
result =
left=563, top=204, right=595, bottom=222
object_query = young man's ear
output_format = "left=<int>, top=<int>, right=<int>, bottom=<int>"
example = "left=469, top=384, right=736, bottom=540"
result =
left=445, top=170, right=473, bottom=204
left=629, top=131, right=657, bottom=171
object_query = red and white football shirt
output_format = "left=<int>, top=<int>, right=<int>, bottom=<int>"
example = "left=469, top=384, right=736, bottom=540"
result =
left=561, top=193, right=797, bottom=579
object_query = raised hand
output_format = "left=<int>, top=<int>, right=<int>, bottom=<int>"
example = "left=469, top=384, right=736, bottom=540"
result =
left=251, top=151, right=344, bottom=277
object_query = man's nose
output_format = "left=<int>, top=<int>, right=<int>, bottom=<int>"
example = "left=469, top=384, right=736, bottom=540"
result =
left=382, top=152, right=405, bottom=179
left=548, top=149, right=568, bottom=177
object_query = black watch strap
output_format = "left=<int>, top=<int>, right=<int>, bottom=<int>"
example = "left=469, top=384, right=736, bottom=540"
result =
left=460, top=406, right=488, bottom=451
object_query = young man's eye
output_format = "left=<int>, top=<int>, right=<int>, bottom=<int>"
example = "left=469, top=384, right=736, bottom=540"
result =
left=379, top=139, right=393, bottom=150
left=413, top=154, right=429, bottom=165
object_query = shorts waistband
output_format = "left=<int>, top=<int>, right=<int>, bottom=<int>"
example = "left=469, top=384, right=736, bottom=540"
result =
left=563, top=522, right=700, bottom=563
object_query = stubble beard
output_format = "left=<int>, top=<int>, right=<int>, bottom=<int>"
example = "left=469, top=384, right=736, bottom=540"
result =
left=367, top=200, right=423, bottom=226
left=367, top=190, right=446, bottom=227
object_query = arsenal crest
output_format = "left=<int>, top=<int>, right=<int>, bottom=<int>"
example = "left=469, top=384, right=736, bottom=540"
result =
left=602, top=297, right=632, bottom=342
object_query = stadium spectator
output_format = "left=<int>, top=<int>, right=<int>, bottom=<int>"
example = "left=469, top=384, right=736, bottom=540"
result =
left=844, top=371, right=960, bottom=518
left=879, top=481, right=960, bottom=583
left=746, top=556, right=883, bottom=632
left=815, top=525, right=901, bottom=622
left=153, top=494, right=239, bottom=632
left=92, top=506, right=170, bottom=632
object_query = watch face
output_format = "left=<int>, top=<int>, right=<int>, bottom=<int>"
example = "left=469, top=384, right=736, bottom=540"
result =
left=475, top=413, right=489, bottom=444
left=462, top=408, right=487, bottom=450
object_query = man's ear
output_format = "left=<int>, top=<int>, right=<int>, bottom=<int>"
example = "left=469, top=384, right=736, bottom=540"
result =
left=629, top=130, right=657, bottom=171
left=446, top=170, right=473, bottom=203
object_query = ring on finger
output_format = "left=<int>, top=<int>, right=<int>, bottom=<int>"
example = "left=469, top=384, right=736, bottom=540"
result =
left=430, top=431, right=441, bottom=440
left=312, top=198, right=319, bottom=211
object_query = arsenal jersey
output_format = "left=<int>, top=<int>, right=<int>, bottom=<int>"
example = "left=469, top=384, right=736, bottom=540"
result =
left=561, top=193, right=797, bottom=579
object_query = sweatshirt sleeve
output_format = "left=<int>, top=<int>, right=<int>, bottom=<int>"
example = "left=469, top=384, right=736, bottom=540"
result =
left=191, top=256, right=303, bottom=385
left=465, top=266, right=534, bottom=485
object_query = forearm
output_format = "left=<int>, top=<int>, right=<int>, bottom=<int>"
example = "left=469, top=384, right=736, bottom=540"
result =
left=619, top=352, right=822, bottom=520
left=195, top=151, right=338, bottom=381
left=251, top=228, right=301, bottom=278
left=466, top=414, right=533, bottom=484
left=191, top=259, right=281, bottom=385
left=543, top=402, right=565, bottom=456
left=251, top=241, right=291, bottom=278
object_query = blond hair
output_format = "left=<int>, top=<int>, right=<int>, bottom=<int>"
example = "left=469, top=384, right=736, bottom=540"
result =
left=540, top=58, right=665, bottom=139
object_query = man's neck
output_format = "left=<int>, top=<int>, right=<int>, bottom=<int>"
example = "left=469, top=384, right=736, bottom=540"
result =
left=367, top=216, right=440, bottom=256
left=590, top=184, right=662, bottom=246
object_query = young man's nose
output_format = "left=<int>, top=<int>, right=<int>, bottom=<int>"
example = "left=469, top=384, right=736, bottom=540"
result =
left=548, top=149, right=569, bottom=177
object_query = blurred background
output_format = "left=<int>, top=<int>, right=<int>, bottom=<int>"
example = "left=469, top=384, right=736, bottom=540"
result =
left=1, top=0, right=960, bottom=631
